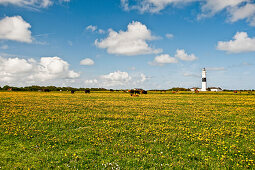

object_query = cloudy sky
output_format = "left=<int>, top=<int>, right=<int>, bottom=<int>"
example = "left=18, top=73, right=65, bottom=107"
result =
left=0, top=0, right=254, bottom=89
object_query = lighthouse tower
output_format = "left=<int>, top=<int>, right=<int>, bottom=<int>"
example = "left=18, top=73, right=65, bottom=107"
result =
left=201, top=68, right=207, bottom=91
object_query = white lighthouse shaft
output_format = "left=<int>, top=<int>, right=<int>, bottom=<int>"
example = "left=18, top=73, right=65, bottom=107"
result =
left=201, top=68, right=207, bottom=91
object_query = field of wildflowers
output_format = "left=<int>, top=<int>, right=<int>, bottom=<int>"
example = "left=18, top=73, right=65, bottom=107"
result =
left=0, top=91, right=254, bottom=169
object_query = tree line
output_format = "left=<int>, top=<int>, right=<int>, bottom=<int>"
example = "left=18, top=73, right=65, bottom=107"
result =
left=0, top=85, right=107, bottom=92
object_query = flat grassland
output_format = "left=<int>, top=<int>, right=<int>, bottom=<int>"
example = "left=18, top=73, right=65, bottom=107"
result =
left=0, top=91, right=254, bottom=169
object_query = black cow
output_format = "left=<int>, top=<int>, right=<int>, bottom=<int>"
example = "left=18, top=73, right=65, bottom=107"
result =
left=141, top=90, right=147, bottom=94
left=71, top=90, right=75, bottom=94
left=85, top=89, right=90, bottom=93
left=43, top=89, right=50, bottom=92
left=134, top=90, right=140, bottom=94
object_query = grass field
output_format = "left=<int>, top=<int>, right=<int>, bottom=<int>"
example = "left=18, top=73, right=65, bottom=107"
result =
left=0, top=91, right=254, bottom=169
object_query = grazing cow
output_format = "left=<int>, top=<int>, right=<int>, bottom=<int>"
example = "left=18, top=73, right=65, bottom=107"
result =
left=134, top=90, right=140, bottom=94
left=43, top=89, right=50, bottom=92
left=129, top=89, right=135, bottom=94
left=128, top=89, right=141, bottom=96
left=85, top=89, right=90, bottom=93
left=71, top=90, right=75, bottom=94
left=141, top=90, right=147, bottom=94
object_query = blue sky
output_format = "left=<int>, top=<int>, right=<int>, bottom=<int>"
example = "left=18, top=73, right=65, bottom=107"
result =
left=0, top=0, right=254, bottom=90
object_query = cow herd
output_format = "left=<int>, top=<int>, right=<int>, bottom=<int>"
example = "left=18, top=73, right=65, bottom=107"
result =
left=68, top=89, right=148, bottom=96
left=71, top=90, right=90, bottom=94
left=128, top=89, right=147, bottom=96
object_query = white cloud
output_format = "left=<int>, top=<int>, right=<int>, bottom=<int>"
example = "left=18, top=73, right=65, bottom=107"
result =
left=121, top=0, right=196, bottom=13
left=86, top=25, right=97, bottom=32
left=217, top=32, right=255, bottom=53
left=150, top=49, right=197, bottom=66
left=150, top=54, right=178, bottom=65
left=40, top=0, right=52, bottom=7
left=229, top=3, right=255, bottom=26
left=84, top=71, right=148, bottom=88
left=199, top=0, right=255, bottom=26
left=80, top=58, right=94, bottom=66
left=34, top=56, right=79, bottom=81
left=0, top=0, right=53, bottom=8
left=86, top=25, right=106, bottom=34
left=85, top=79, right=98, bottom=85
left=0, top=57, right=33, bottom=74
left=122, top=0, right=255, bottom=26
left=0, top=16, right=32, bottom=43
left=175, top=49, right=198, bottom=61
left=140, top=73, right=147, bottom=82
left=121, top=0, right=129, bottom=11
left=95, top=21, right=162, bottom=56
left=60, top=0, right=70, bottom=2
left=0, top=56, right=79, bottom=85
left=166, top=33, right=174, bottom=39
left=101, top=71, right=131, bottom=83
left=200, top=0, right=247, bottom=16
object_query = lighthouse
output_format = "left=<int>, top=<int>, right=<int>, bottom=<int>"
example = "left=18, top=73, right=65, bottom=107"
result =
left=201, top=68, right=207, bottom=91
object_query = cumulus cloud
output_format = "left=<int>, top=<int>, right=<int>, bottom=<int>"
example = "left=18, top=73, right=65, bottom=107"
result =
left=85, top=71, right=148, bottom=88
left=100, top=71, right=131, bottom=86
left=33, top=57, right=79, bottom=81
left=85, top=79, right=98, bottom=85
left=0, top=16, right=32, bottom=43
left=217, top=32, right=255, bottom=53
left=122, top=0, right=255, bottom=26
left=175, top=49, right=198, bottom=61
left=0, top=57, right=33, bottom=74
left=80, top=58, right=94, bottom=66
left=150, top=49, right=197, bottom=66
left=95, top=21, right=162, bottom=56
left=150, top=54, right=178, bottom=65
left=0, top=56, right=79, bottom=85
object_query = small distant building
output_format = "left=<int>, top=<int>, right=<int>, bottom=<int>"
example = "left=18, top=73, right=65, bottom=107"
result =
left=190, top=87, right=200, bottom=92
left=209, top=87, right=222, bottom=92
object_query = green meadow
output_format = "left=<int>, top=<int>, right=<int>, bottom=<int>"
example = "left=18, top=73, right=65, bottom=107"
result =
left=0, top=91, right=254, bottom=169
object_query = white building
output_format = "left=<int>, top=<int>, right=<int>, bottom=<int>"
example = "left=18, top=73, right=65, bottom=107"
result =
left=190, top=87, right=200, bottom=91
left=209, top=87, right=222, bottom=92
